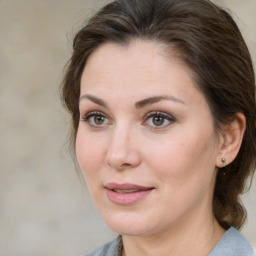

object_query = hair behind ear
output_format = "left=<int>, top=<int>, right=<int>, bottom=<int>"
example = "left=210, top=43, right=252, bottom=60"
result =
left=214, top=113, right=252, bottom=230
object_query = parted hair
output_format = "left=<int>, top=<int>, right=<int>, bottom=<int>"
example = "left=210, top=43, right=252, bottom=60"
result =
left=61, top=0, right=256, bottom=230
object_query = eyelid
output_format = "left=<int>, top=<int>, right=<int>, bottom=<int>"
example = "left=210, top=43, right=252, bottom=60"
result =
left=144, top=111, right=175, bottom=128
left=80, top=111, right=112, bottom=128
left=144, top=111, right=174, bottom=120
left=80, top=111, right=106, bottom=121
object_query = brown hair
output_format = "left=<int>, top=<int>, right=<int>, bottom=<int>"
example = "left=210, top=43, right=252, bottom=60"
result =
left=61, top=0, right=256, bottom=230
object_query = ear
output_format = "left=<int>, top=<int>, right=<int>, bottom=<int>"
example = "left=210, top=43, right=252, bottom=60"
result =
left=216, top=113, right=246, bottom=168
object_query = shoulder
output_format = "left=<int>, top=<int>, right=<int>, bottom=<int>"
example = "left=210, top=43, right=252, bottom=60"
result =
left=82, top=236, right=122, bottom=256
left=209, top=227, right=255, bottom=256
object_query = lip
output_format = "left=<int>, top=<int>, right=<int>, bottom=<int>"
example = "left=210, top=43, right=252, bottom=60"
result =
left=104, top=183, right=154, bottom=206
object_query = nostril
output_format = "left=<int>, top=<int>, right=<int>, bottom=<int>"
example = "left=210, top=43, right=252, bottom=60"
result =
left=120, top=163, right=132, bottom=168
left=105, top=152, right=141, bottom=170
left=106, top=159, right=131, bottom=169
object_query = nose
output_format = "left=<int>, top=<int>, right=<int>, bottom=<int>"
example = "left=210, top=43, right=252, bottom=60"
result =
left=105, top=125, right=141, bottom=170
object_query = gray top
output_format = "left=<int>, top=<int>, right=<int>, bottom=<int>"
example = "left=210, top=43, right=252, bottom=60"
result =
left=84, top=227, right=255, bottom=256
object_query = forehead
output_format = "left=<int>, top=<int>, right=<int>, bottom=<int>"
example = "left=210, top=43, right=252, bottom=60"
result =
left=81, top=39, right=198, bottom=93
left=80, top=39, right=214, bottom=125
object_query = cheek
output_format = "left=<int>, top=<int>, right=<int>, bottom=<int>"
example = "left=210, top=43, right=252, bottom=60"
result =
left=75, top=129, right=106, bottom=179
left=143, top=130, right=217, bottom=184
left=146, top=134, right=217, bottom=211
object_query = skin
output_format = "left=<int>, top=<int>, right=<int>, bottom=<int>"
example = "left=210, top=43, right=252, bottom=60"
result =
left=76, top=40, right=245, bottom=256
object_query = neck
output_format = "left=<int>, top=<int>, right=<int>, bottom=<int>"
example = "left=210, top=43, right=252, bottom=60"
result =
left=122, top=211, right=225, bottom=256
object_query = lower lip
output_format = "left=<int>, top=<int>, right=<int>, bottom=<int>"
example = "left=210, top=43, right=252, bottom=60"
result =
left=105, top=188, right=153, bottom=206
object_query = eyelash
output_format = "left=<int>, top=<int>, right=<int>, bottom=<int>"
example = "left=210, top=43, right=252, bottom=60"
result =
left=144, top=111, right=175, bottom=128
left=81, top=111, right=110, bottom=126
left=80, top=111, right=175, bottom=128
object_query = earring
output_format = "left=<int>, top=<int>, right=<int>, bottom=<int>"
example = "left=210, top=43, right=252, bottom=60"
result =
left=221, top=158, right=226, bottom=167
left=221, top=158, right=226, bottom=175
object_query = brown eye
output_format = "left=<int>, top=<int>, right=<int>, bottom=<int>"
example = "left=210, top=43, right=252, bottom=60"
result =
left=144, top=111, right=175, bottom=128
left=152, top=116, right=165, bottom=126
left=94, top=115, right=105, bottom=125
left=81, top=111, right=110, bottom=127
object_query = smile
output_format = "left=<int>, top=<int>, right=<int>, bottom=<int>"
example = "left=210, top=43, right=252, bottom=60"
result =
left=104, top=183, right=154, bottom=206
left=113, top=189, right=142, bottom=194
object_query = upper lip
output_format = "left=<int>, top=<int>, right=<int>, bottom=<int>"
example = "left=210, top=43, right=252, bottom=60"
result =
left=104, top=183, right=154, bottom=191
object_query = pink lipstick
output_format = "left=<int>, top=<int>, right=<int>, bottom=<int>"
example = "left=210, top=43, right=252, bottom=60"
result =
left=105, top=183, right=154, bottom=206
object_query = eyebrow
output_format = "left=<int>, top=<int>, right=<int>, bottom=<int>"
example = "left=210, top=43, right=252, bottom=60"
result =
left=79, top=94, right=109, bottom=108
left=79, top=94, right=185, bottom=108
left=135, top=95, right=185, bottom=109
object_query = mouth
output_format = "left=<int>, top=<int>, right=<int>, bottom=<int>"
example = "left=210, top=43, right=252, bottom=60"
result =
left=104, top=183, right=154, bottom=205
left=112, top=189, right=143, bottom=194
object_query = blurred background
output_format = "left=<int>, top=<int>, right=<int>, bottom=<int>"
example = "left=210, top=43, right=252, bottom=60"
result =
left=0, top=0, right=255, bottom=255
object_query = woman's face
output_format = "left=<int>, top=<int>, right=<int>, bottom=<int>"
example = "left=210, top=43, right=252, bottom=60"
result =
left=76, top=40, right=222, bottom=237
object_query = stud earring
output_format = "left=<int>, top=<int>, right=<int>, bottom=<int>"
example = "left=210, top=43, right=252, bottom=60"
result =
left=221, top=158, right=226, bottom=167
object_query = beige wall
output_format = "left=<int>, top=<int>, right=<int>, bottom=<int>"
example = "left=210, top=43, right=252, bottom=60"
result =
left=0, top=1, right=255, bottom=255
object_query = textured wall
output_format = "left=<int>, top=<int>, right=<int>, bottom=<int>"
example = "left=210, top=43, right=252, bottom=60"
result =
left=0, top=1, right=255, bottom=255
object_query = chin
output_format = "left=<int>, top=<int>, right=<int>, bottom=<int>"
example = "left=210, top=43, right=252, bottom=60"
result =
left=99, top=210, right=161, bottom=237
left=108, top=223, right=152, bottom=237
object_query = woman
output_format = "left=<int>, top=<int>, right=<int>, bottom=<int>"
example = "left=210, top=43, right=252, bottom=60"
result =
left=61, top=0, right=256, bottom=255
